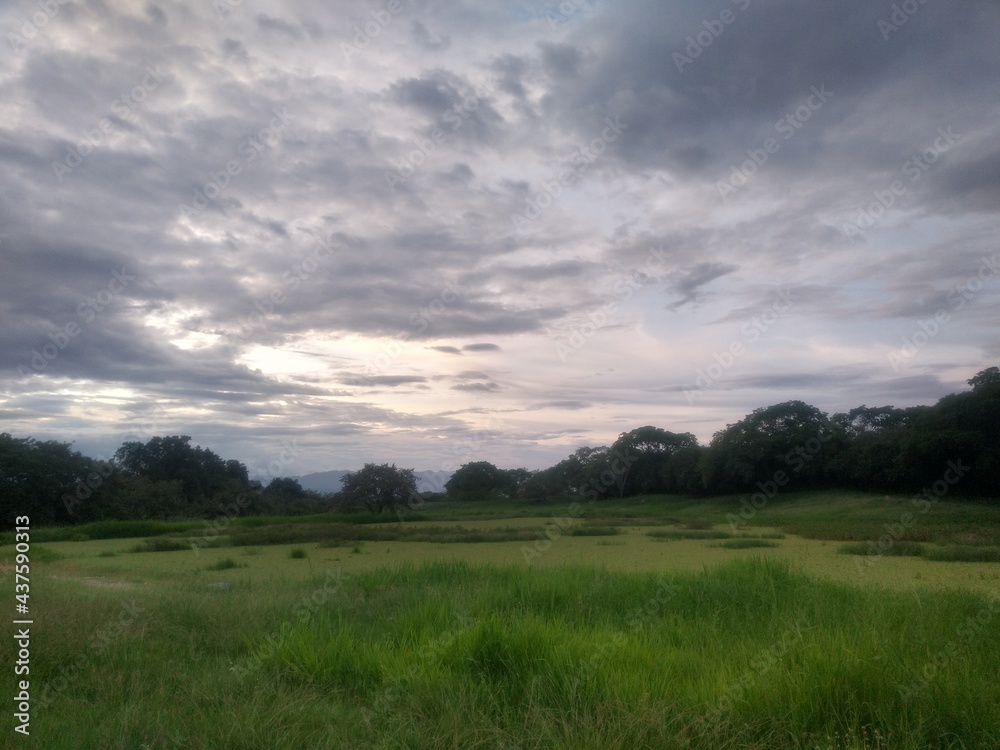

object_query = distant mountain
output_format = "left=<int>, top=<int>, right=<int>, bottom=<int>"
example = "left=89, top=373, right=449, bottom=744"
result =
left=295, top=469, right=452, bottom=494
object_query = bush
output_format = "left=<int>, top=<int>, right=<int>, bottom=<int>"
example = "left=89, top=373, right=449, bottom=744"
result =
left=205, top=557, right=242, bottom=571
left=289, top=548, right=308, bottom=559
left=924, top=545, right=1000, bottom=563
left=710, top=539, right=780, bottom=550
left=569, top=526, right=619, bottom=537
left=648, top=529, right=731, bottom=541
left=131, top=537, right=192, bottom=553
left=838, top=541, right=925, bottom=557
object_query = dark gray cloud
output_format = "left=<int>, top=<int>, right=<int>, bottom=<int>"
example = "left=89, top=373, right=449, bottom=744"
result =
left=666, top=263, right=740, bottom=310
left=452, top=381, right=500, bottom=393
left=338, top=375, right=428, bottom=387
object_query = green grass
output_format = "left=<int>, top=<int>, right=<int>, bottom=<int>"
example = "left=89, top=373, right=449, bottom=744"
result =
left=10, top=490, right=999, bottom=549
left=204, top=557, right=243, bottom=571
left=29, top=544, right=66, bottom=562
left=839, top=542, right=1000, bottom=563
left=924, top=545, right=1000, bottom=563
left=647, top=528, right=733, bottom=541
left=839, top=541, right=927, bottom=557
left=568, top=525, right=619, bottom=536
left=288, top=547, right=308, bottom=559
left=129, top=536, right=196, bottom=553
left=710, top=539, right=781, bottom=549
left=17, top=557, right=1000, bottom=749
left=6, top=489, right=1000, bottom=748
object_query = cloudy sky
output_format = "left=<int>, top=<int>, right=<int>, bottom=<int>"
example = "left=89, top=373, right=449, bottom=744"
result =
left=2, top=0, right=998, bottom=479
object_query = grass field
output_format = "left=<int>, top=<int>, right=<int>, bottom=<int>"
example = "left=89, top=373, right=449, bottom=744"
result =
left=3, top=491, right=1000, bottom=748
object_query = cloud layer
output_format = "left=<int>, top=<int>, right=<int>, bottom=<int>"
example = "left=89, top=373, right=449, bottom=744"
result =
left=1, top=0, right=998, bottom=475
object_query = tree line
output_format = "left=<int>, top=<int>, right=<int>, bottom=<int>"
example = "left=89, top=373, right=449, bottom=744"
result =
left=1, top=367, right=997, bottom=527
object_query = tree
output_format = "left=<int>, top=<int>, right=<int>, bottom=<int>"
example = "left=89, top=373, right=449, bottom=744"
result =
left=445, top=461, right=516, bottom=501
left=827, top=406, right=921, bottom=491
left=610, top=427, right=699, bottom=497
left=704, top=402, right=840, bottom=492
left=265, top=477, right=306, bottom=498
left=113, top=435, right=247, bottom=506
left=339, top=463, right=418, bottom=513
left=896, top=370, right=1000, bottom=497
left=522, top=463, right=572, bottom=501
left=505, top=468, right=534, bottom=498
left=968, top=366, right=1000, bottom=392
left=0, top=433, right=106, bottom=527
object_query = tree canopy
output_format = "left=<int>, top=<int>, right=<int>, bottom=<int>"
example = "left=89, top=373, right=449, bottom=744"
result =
left=445, top=461, right=518, bottom=501
left=3, top=366, right=998, bottom=529
left=339, top=463, right=418, bottom=513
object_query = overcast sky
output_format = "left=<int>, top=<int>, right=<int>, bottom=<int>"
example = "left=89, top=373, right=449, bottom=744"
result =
left=2, top=0, right=998, bottom=479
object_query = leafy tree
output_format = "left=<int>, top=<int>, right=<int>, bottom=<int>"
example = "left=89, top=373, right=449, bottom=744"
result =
left=339, top=463, right=418, bottom=513
left=895, top=369, right=1000, bottom=496
left=114, top=435, right=246, bottom=505
left=828, top=406, right=923, bottom=491
left=505, top=468, right=534, bottom=498
left=104, top=477, right=187, bottom=520
left=265, top=477, right=306, bottom=498
left=0, top=433, right=107, bottom=527
left=610, top=427, right=699, bottom=497
left=704, top=402, right=841, bottom=492
left=968, top=366, right=1000, bottom=392
left=518, top=447, right=601, bottom=500
left=522, top=463, right=572, bottom=500
left=446, top=461, right=516, bottom=501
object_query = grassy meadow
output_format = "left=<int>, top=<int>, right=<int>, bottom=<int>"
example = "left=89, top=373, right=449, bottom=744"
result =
left=3, top=491, right=1000, bottom=748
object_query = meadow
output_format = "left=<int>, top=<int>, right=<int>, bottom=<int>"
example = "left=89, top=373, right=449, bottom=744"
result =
left=3, top=491, right=1000, bottom=749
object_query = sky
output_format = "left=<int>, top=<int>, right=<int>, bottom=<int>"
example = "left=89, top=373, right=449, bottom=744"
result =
left=1, top=0, right=999, bottom=481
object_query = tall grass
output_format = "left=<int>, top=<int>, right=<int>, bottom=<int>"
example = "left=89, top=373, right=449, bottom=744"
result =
left=30, top=558, right=1000, bottom=749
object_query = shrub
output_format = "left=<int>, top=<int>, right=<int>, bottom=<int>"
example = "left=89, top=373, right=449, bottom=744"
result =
left=710, top=539, right=780, bottom=550
left=131, top=537, right=192, bottom=553
left=648, top=529, right=732, bottom=541
left=205, top=558, right=242, bottom=571
left=569, top=526, right=619, bottom=536
left=924, top=545, right=1000, bottom=563
left=838, top=541, right=925, bottom=557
